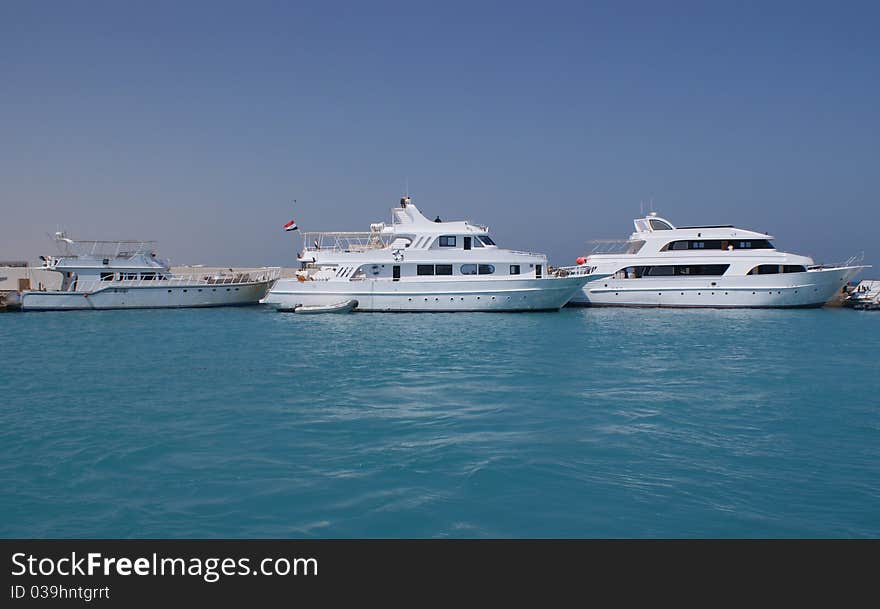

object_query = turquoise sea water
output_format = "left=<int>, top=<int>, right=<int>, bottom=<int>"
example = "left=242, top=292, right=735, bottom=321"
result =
left=1, top=306, right=878, bottom=538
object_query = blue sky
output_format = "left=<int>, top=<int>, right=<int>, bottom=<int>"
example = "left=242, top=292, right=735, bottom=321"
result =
left=1, top=1, right=877, bottom=269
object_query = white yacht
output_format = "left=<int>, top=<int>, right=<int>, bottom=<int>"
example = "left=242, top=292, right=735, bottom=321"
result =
left=569, top=213, right=866, bottom=308
left=264, top=197, right=606, bottom=312
left=16, top=232, right=280, bottom=311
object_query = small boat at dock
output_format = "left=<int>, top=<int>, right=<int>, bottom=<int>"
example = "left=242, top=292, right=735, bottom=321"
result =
left=280, top=299, right=359, bottom=314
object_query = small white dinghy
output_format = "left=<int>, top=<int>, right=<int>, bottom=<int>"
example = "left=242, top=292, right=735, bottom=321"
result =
left=281, top=299, right=358, bottom=314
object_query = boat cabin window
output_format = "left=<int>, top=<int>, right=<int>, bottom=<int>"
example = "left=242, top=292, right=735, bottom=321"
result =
left=747, top=264, right=806, bottom=275
left=510, top=265, right=520, bottom=275
left=616, top=264, right=730, bottom=278
left=663, top=239, right=774, bottom=251
left=141, top=272, right=157, bottom=280
left=438, top=236, right=456, bottom=247
left=478, top=235, right=496, bottom=246
left=460, top=264, right=477, bottom=275
left=478, top=264, right=495, bottom=275
left=464, top=237, right=472, bottom=250
left=472, top=236, right=484, bottom=248
left=100, top=272, right=115, bottom=281
left=417, top=264, right=454, bottom=276
left=649, top=219, right=673, bottom=230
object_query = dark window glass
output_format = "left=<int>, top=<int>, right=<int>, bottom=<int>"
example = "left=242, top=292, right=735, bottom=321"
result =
left=510, top=265, right=520, bottom=275
left=438, top=236, right=456, bottom=247
left=460, top=264, right=477, bottom=275
left=649, top=219, right=673, bottom=230
left=642, top=265, right=729, bottom=277
left=479, top=235, right=496, bottom=246
left=417, top=265, right=434, bottom=276
left=478, top=264, right=495, bottom=275
left=435, top=264, right=453, bottom=275
left=645, top=266, right=675, bottom=276
left=783, top=265, right=806, bottom=273
left=141, top=272, right=157, bottom=280
left=100, top=272, right=114, bottom=281
left=463, top=237, right=472, bottom=250
left=670, top=241, right=689, bottom=250
left=749, top=264, right=781, bottom=275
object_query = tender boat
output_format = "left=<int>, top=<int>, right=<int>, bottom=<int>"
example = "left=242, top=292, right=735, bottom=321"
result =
left=264, top=197, right=607, bottom=312
left=282, top=299, right=359, bottom=314
left=18, top=232, right=280, bottom=311
left=569, top=212, right=867, bottom=308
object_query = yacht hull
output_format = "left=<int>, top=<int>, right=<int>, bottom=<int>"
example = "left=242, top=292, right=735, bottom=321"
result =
left=568, top=266, right=863, bottom=308
left=19, top=281, right=273, bottom=311
left=264, top=276, right=592, bottom=312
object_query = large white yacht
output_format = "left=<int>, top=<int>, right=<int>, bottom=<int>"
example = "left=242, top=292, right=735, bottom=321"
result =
left=16, top=232, right=280, bottom=311
left=569, top=213, right=866, bottom=308
left=264, top=197, right=606, bottom=312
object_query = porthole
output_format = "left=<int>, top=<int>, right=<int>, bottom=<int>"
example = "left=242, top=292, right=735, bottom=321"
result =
left=198, top=289, right=202, bottom=292
left=183, top=289, right=188, bottom=293
left=167, top=290, right=172, bottom=293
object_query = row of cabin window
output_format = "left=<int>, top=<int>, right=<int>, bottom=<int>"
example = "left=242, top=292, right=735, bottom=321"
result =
left=746, top=265, right=807, bottom=275
left=663, top=239, right=774, bottom=251
left=437, top=235, right=496, bottom=248
left=416, top=264, right=521, bottom=276
left=100, top=272, right=161, bottom=281
left=614, top=263, right=807, bottom=278
left=616, top=265, right=731, bottom=278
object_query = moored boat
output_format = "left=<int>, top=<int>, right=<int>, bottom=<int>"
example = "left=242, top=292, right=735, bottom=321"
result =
left=19, top=232, right=280, bottom=311
left=569, top=213, right=867, bottom=308
left=263, top=196, right=607, bottom=312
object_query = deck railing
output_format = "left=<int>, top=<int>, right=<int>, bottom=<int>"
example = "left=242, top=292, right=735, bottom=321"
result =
left=41, top=268, right=281, bottom=294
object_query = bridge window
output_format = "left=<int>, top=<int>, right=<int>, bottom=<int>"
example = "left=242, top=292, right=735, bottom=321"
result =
left=417, top=265, right=435, bottom=276
left=100, top=272, right=114, bottom=281
left=438, top=236, right=456, bottom=247
left=460, top=264, right=478, bottom=275
left=649, top=219, right=673, bottom=230
left=663, top=239, right=774, bottom=251
left=141, top=272, right=157, bottom=280
left=478, top=264, right=495, bottom=275
left=510, top=265, right=520, bottom=275
left=472, top=237, right=484, bottom=248
left=478, top=236, right=496, bottom=246
left=435, top=264, right=453, bottom=276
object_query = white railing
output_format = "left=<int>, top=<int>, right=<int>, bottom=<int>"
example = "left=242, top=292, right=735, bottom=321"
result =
left=301, top=231, right=390, bottom=253
left=551, top=265, right=598, bottom=277
left=45, top=268, right=281, bottom=294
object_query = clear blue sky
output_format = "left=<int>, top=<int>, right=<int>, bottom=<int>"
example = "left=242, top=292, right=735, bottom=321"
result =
left=1, top=1, right=877, bottom=269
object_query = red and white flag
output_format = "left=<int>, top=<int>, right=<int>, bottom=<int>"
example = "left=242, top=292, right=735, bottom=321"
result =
left=282, top=219, right=298, bottom=232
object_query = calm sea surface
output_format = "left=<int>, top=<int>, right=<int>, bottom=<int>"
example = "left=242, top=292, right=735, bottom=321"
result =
left=1, top=306, right=878, bottom=538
